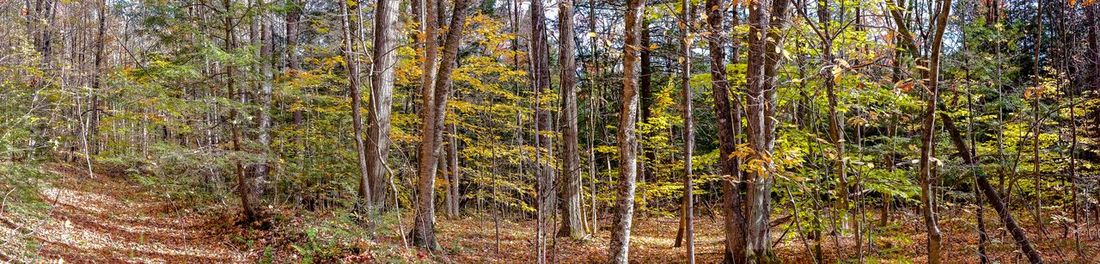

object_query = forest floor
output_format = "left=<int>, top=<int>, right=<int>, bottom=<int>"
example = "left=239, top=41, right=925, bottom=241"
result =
left=432, top=209, right=1100, bottom=263
left=0, top=163, right=248, bottom=263
left=4, top=162, right=1100, bottom=263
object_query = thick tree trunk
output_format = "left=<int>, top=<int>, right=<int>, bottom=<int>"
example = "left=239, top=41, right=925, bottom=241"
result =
left=368, top=0, right=401, bottom=209
left=557, top=0, right=585, bottom=239
left=410, top=0, right=473, bottom=250
left=530, top=0, right=555, bottom=260
left=706, top=0, right=746, bottom=262
left=742, top=0, right=789, bottom=261
left=411, top=0, right=441, bottom=249
left=608, top=0, right=644, bottom=261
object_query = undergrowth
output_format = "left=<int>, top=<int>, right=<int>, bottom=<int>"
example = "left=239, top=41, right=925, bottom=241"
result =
left=94, top=150, right=425, bottom=262
left=0, top=163, right=53, bottom=261
left=249, top=207, right=426, bottom=263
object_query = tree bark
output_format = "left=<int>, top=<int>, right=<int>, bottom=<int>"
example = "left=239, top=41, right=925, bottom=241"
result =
left=341, top=0, right=373, bottom=212
left=743, top=0, right=789, bottom=260
left=410, top=0, right=474, bottom=250
left=679, top=0, right=696, bottom=261
left=446, top=123, right=461, bottom=217
left=530, top=0, right=555, bottom=260
left=368, top=0, right=401, bottom=209
left=256, top=0, right=274, bottom=205
left=89, top=0, right=107, bottom=155
left=941, top=114, right=1043, bottom=263
left=706, top=0, right=746, bottom=262
left=286, top=0, right=304, bottom=155
left=557, top=0, right=585, bottom=239
left=225, top=0, right=258, bottom=222
left=608, top=0, right=644, bottom=261
left=914, top=1, right=950, bottom=262
left=411, top=0, right=440, bottom=249
left=817, top=0, right=849, bottom=231
left=639, top=22, right=655, bottom=190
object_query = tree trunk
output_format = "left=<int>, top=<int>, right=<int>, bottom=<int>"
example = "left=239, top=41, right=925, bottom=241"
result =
left=884, top=0, right=950, bottom=261
left=941, top=114, right=1043, bottom=263
left=707, top=0, right=746, bottom=262
left=286, top=0, right=304, bottom=156
left=447, top=123, right=461, bottom=217
left=256, top=0, right=273, bottom=205
left=411, top=0, right=440, bottom=249
left=817, top=0, right=849, bottom=232
left=530, top=0, right=556, bottom=261
left=639, top=22, right=655, bottom=192
left=1090, top=6, right=1099, bottom=91
left=410, top=0, right=473, bottom=250
left=368, top=0, right=401, bottom=209
left=557, top=0, right=585, bottom=239
left=342, top=0, right=374, bottom=212
left=587, top=0, right=600, bottom=234
left=679, top=0, right=696, bottom=261
left=1030, top=0, right=1045, bottom=239
left=608, top=0, right=644, bottom=261
left=915, top=1, right=950, bottom=262
left=743, top=0, right=789, bottom=261
left=884, top=0, right=1041, bottom=260
left=89, top=0, right=107, bottom=155
left=225, top=0, right=258, bottom=222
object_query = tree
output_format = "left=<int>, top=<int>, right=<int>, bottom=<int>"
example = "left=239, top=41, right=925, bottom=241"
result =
left=529, top=0, right=556, bottom=260
left=256, top=0, right=274, bottom=206
left=704, top=0, right=746, bottom=261
left=341, top=0, right=373, bottom=212
left=224, top=0, right=261, bottom=222
left=914, top=2, right=949, bottom=262
left=885, top=0, right=1042, bottom=261
left=446, top=123, right=460, bottom=217
left=678, top=0, right=696, bottom=261
left=557, top=0, right=585, bottom=239
left=368, top=0, right=401, bottom=209
left=818, top=0, right=850, bottom=232
left=89, top=0, right=107, bottom=155
left=410, top=0, right=475, bottom=250
left=608, top=0, right=644, bottom=261
left=742, top=0, right=790, bottom=260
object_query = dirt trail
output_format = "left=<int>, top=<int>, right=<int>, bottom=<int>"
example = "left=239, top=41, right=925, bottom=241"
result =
left=23, top=164, right=248, bottom=263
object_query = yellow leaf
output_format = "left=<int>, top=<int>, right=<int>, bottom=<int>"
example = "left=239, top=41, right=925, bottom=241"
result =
left=836, top=58, right=850, bottom=69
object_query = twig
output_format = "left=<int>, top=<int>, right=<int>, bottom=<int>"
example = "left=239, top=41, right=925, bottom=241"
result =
left=785, top=186, right=819, bottom=264
left=0, top=188, right=15, bottom=216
